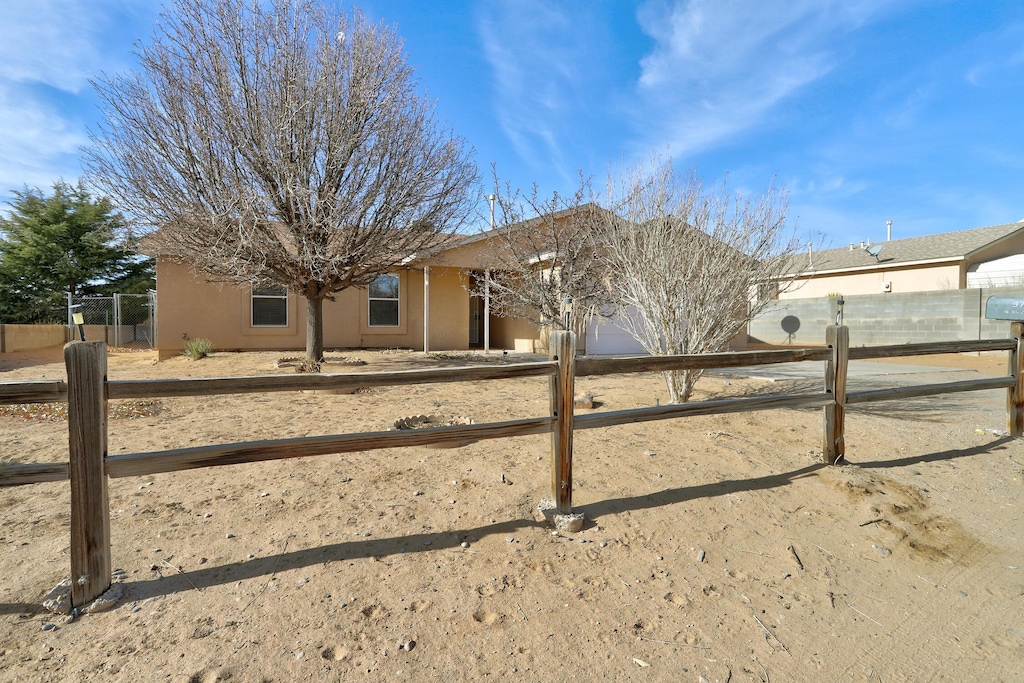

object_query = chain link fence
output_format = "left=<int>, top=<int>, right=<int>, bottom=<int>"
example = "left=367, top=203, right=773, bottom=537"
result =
left=67, top=292, right=156, bottom=349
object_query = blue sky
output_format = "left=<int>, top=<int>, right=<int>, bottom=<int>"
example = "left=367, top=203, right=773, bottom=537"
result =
left=1, top=0, right=1023, bottom=249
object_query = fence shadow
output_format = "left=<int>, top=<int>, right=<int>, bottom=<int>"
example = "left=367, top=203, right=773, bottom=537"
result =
left=1, top=436, right=1014, bottom=614
left=117, top=519, right=546, bottom=603
left=0, top=602, right=47, bottom=616
left=576, top=463, right=825, bottom=521
left=851, top=435, right=1016, bottom=469
left=712, top=375, right=1004, bottom=423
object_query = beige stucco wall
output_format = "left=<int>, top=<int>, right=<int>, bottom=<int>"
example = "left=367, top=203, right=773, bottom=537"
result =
left=155, top=261, right=475, bottom=358
left=489, top=316, right=542, bottom=353
left=428, top=235, right=500, bottom=270
left=424, top=266, right=471, bottom=351
left=0, top=324, right=68, bottom=352
left=781, top=262, right=963, bottom=299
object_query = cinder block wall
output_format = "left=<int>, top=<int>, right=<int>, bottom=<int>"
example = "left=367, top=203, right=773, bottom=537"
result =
left=749, top=287, right=1024, bottom=346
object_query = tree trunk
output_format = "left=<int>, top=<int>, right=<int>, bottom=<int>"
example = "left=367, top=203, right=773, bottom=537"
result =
left=306, top=294, right=324, bottom=361
left=664, top=368, right=701, bottom=404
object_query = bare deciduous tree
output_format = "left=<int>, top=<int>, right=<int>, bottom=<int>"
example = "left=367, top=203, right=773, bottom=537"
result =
left=471, top=171, right=615, bottom=341
left=599, top=158, right=802, bottom=403
left=85, top=0, right=477, bottom=360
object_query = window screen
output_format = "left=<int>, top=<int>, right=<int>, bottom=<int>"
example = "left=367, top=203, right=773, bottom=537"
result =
left=369, top=274, right=400, bottom=326
left=252, top=281, right=288, bottom=326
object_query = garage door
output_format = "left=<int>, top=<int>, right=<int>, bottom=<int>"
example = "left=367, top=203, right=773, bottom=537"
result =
left=585, top=312, right=647, bottom=355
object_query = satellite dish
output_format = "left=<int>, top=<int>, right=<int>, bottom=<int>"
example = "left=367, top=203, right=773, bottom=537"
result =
left=863, top=244, right=884, bottom=261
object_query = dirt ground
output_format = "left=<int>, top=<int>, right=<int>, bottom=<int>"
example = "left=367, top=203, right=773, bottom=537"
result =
left=1, top=346, right=1022, bottom=682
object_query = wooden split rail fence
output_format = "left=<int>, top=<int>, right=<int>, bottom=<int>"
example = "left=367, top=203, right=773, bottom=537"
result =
left=2, top=324, right=1022, bottom=608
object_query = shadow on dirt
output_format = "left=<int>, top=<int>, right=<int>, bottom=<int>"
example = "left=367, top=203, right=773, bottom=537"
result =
left=2, top=436, right=1014, bottom=615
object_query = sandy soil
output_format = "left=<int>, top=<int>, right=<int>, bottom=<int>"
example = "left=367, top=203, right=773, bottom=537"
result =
left=1, top=346, right=1022, bottom=682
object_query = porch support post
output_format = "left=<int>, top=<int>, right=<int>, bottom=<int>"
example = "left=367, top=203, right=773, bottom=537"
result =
left=484, top=269, right=490, bottom=352
left=423, top=266, right=430, bottom=353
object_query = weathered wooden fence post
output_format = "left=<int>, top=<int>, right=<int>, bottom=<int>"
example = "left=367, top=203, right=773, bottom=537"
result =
left=65, top=341, right=111, bottom=607
left=823, top=325, right=849, bottom=464
left=549, top=331, right=576, bottom=513
left=1008, top=322, right=1024, bottom=437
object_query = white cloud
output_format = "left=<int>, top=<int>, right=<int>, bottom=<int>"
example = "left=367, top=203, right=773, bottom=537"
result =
left=0, top=0, right=154, bottom=197
left=476, top=1, right=607, bottom=185
left=0, top=83, right=87, bottom=193
left=0, top=0, right=142, bottom=93
left=630, top=0, right=905, bottom=159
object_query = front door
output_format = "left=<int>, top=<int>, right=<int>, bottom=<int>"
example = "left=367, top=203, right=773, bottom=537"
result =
left=469, top=294, right=482, bottom=347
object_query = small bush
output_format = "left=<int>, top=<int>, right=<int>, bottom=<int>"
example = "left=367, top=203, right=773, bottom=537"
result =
left=183, top=338, right=214, bottom=360
left=296, top=358, right=322, bottom=373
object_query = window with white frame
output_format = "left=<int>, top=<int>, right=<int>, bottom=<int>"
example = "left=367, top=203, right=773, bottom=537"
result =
left=251, top=281, right=288, bottom=326
left=368, top=274, right=400, bottom=326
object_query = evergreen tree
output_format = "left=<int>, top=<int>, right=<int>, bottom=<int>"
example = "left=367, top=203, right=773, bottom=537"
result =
left=0, top=181, right=153, bottom=323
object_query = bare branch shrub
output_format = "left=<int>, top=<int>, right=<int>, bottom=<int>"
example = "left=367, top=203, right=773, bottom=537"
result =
left=599, top=158, right=802, bottom=402
left=470, top=170, right=615, bottom=343
left=84, top=0, right=477, bottom=360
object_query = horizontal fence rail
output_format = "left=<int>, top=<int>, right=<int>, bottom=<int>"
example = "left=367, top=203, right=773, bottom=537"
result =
left=0, top=462, right=70, bottom=486
left=105, top=417, right=556, bottom=478
left=847, top=338, right=1016, bottom=360
left=574, top=393, right=832, bottom=431
left=108, top=362, right=558, bottom=399
left=845, top=375, right=1017, bottom=405
left=575, top=347, right=832, bottom=377
left=2, top=323, right=1022, bottom=609
left=0, top=380, right=68, bottom=405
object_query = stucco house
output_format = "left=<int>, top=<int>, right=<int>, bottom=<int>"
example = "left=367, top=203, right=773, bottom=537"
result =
left=150, top=228, right=541, bottom=360
left=149, top=203, right=631, bottom=360
left=780, top=220, right=1024, bottom=299
left=149, top=206, right=763, bottom=359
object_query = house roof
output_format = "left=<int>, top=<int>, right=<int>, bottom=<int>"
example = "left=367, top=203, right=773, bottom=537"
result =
left=789, top=221, right=1024, bottom=275
left=407, top=202, right=613, bottom=263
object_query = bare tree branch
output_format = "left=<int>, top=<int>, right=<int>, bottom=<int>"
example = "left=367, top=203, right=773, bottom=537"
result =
left=470, top=168, right=616, bottom=342
left=599, top=157, right=804, bottom=402
left=84, top=0, right=477, bottom=359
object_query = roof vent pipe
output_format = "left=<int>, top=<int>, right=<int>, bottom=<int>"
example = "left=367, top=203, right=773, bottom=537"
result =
left=887, top=220, right=892, bottom=241
left=808, top=241, right=813, bottom=266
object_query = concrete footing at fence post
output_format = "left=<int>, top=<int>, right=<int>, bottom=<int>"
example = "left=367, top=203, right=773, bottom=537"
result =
left=537, top=497, right=585, bottom=533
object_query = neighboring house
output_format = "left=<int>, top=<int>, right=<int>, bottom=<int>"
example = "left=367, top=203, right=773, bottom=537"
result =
left=780, top=221, right=1024, bottom=299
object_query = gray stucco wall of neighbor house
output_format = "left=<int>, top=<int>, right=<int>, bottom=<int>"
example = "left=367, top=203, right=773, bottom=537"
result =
left=749, top=287, right=1024, bottom=347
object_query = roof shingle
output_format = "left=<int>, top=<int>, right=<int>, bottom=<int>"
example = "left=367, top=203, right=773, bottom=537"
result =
left=789, top=221, right=1024, bottom=274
